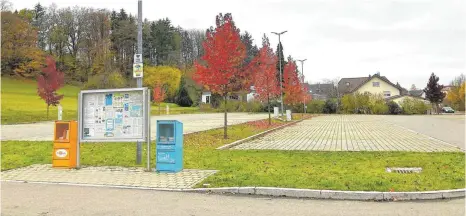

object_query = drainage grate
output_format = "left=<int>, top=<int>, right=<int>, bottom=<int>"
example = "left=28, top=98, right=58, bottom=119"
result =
left=385, top=167, right=422, bottom=174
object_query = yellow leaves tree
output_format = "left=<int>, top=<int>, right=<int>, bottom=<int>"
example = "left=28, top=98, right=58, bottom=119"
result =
left=143, top=65, right=182, bottom=99
left=446, top=82, right=466, bottom=111
left=1, top=11, right=45, bottom=77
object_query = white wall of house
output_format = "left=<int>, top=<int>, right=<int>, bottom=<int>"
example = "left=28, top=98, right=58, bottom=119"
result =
left=246, top=92, right=256, bottom=102
left=355, top=77, right=400, bottom=98
left=201, top=91, right=212, bottom=103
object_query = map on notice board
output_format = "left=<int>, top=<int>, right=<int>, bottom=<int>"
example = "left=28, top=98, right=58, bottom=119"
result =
left=81, top=89, right=145, bottom=141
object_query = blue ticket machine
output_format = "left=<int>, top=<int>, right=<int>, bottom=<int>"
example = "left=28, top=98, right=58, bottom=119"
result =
left=156, top=120, right=183, bottom=172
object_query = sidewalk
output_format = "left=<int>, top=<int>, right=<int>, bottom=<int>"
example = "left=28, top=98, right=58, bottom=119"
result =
left=2, top=164, right=216, bottom=189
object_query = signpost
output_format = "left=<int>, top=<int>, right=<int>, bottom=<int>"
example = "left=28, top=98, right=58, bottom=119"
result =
left=77, top=88, right=151, bottom=170
left=133, top=63, right=143, bottom=78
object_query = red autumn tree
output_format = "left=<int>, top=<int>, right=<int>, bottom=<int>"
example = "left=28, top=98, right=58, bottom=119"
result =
left=37, top=56, right=64, bottom=118
left=283, top=59, right=303, bottom=106
left=194, top=13, right=247, bottom=139
left=248, top=34, right=279, bottom=125
left=153, top=85, right=166, bottom=115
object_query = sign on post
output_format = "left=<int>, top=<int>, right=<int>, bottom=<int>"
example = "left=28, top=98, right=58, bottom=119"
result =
left=133, top=63, right=143, bottom=78
left=134, top=54, right=142, bottom=64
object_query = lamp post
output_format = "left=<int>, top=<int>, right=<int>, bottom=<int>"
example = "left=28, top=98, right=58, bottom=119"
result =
left=297, top=59, right=307, bottom=117
left=271, top=31, right=287, bottom=120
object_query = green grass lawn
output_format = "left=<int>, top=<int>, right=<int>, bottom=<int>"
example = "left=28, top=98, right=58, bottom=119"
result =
left=2, top=118, right=464, bottom=192
left=1, top=77, right=80, bottom=124
left=1, top=77, right=202, bottom=124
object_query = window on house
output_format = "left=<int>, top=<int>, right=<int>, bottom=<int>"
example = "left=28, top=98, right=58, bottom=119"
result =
left=205, top=95, right=211, bottom=104
left=373, top=82, right=380, bottom=87
left=229, top=95, right=239, bottom=100
left=384, top=91, right=391, bottom=97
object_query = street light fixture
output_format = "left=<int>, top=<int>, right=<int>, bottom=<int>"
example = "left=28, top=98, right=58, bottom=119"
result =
left=271, top=31, right=287, bottom=120
left=296, top=59, right=307, bottom=117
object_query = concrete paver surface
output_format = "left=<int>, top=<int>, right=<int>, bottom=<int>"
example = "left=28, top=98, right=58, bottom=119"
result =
left=1, top=113, right=268, bottom=141
left=2, top=164, right=217, bottom=189
left=233, top=115, right=462, bottom=152
left=1, top=182, right=464, bottom=216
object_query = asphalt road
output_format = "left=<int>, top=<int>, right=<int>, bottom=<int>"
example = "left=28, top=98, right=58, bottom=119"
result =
left=379, top=115, right=465, bottom=149
left=1, top=182, right=464, bottom=216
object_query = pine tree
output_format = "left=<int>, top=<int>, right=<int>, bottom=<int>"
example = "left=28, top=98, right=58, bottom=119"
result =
left=423, top=73, right=445, bottom=114
left=241, top=31, right=258, bottom=66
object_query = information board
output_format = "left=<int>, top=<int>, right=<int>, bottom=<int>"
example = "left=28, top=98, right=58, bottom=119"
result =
left=78, top=88, right=148, bottom=142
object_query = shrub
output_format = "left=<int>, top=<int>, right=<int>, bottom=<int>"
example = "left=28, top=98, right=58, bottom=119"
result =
left=246, top=101, right=263, bottom=113
left=84, top=72, right=127, bottom=89
left=307, top=100, right=325, bottom=113
left=400, top=97, right=430, bottom=114
left=175, top=86, right=193, bottom=107
left=323, top=99, right=338, bottom=114
left=387, top=101, right=402, bottom=114
left=341, top=92, right=389, bottom=114
left=369, top=94, right=388, bottom=114
left=219, top=100, right=265, bottom=113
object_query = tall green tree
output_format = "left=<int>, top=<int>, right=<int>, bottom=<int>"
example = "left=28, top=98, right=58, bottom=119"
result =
left=275, top=42, right=286, bottom=85
left=33, top=3, right=47, bottom=50
left=423, top=73, right=445, bottom=114
left=150, top=18, right=180, bottom=66
left=240, top=31, right=258, bottom=66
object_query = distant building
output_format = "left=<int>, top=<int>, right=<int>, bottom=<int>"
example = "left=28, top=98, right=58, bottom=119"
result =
left=201, top=91, right=212, bottom=104
left=201, top=91, right=245, bottom=104
left=338, top=72, right=405, bottom=98
left=408, top=90, right=425, bottom=98
left=305, top=83, right=336, bottom=100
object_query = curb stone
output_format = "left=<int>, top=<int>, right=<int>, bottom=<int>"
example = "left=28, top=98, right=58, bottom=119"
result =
left=4, top=180, right=464, bottom=201
left=189, top=187, right=465, bottom=201
left=216, top=116, right=312, bottom=150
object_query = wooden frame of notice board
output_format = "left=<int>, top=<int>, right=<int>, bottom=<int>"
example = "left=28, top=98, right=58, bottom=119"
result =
left=77, top=87, right=151, bottom=169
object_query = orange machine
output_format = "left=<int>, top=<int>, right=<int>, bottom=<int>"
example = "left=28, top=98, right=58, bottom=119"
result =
left=53, top=120, right=78, bottom=168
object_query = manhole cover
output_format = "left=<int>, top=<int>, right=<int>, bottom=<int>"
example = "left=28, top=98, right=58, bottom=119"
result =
left=385, top=167, right=422, bottom=174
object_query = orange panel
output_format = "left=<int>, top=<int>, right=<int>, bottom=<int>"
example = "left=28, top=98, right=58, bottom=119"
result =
left=52, top=120, right=78, bottom=168
left=52, top=159, right=70, bottom=168
left=53, top=143, right=70, bottom=149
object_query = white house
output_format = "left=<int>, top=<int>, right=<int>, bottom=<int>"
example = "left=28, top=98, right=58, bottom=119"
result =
left=201, top=91, right=212, bottom=104
left=246, top=86, right=257, bottom=102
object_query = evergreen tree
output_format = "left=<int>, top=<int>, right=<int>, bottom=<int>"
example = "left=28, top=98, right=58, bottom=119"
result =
left=175, top=78, right=194, bottom=107
left=275, top=42, right=286, bottom=86
left=423, top=73, right=445, bottom=114
left=241, top=31, right=258, bottom=66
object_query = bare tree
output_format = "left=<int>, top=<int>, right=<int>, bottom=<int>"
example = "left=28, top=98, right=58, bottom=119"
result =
left=0, top=0, right=12, bottom=12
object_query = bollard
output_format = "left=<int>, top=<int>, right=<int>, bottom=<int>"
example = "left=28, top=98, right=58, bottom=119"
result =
left=58, top=105, right=63, bottom=120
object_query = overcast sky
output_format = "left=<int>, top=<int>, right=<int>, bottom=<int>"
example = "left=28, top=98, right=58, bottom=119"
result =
left=14, top=0, right=465, bottom=89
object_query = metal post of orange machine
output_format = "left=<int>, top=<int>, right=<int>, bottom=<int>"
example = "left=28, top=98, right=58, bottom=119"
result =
left=53, top=120, right=78, bottom=168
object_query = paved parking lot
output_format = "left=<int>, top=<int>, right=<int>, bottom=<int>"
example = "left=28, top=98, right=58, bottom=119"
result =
left=233, top=115, right=463, bottom=152
left=1, top=113, right=268, bottom=141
